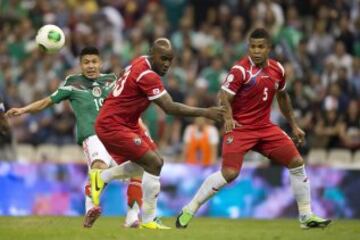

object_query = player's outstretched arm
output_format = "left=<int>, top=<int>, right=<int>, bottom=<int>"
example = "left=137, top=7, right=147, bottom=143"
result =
left=153, top=93, right=225, bottom=122
left=5, top=97, right=53, bottom=118
left=276, top=90, right=305, bottom=145
left=219, top=90, right=240, bottom=132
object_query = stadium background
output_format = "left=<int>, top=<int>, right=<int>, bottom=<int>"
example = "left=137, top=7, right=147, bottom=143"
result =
left=0, top=0, right=360, bottom=220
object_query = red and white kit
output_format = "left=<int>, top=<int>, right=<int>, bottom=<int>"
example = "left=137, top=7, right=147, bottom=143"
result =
left=96, top=56, right=165, bottom=164
left=221, top=56, right=300, bottom=170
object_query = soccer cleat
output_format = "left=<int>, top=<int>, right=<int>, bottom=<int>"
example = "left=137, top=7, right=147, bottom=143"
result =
left=89, top=169, right=106, bottom=206
left=124, top=203, right=140, bottom=228
left=124, top=220, right=140, bottom=228
left=300, top=214, right=332, bottom=229
left=83, top=206, right=102, bottom=228
left=141, top=218, right=171, bottom=230
left=175, top=209, right=194, bottom=229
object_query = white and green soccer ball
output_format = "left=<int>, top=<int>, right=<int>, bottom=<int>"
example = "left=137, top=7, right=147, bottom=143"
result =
left=35, top=24, right=65, bottom=53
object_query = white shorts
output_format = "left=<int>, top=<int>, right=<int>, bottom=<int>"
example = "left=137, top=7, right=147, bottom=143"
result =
left=82, top=135, right=117, bottom=168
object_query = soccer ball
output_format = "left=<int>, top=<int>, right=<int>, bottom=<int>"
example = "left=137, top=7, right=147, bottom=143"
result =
left=35, top=24, right=65, bottom=53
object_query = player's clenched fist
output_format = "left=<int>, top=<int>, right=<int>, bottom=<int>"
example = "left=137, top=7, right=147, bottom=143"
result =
left=292, top=125, right=306, bottom=146
left=5, top=108, right=26, bottom=118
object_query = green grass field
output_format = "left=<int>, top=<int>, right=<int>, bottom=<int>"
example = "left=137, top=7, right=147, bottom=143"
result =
left=0, top=217, right=359, bottom=240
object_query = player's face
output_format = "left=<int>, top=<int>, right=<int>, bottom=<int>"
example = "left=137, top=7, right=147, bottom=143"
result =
left=249, top=38, right=270, bottom=67
left=152, top=48, right=174, bottom=76
left=80, top=54, right=102, bottom=79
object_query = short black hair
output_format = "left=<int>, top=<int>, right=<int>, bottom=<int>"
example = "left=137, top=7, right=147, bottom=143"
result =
left=249, top=28, right=270, bottom=42
left=80, top=46, right=99, bottom=58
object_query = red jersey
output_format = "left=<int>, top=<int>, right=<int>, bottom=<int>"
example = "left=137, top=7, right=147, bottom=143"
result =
left=96, top=56, right=166, bottom=130
left=221, top=56, right=286, bottom=127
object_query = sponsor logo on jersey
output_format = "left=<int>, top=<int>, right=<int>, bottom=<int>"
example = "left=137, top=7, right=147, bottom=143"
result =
left=92, top=87, right=102, bottom=97
left=105, top=80, right=112, bottom=87
left=134, top=137, right=142, bottom=145
left=226, top=135, right=234, bottom=144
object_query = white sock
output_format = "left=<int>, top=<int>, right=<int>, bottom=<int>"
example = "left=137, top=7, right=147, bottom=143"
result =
left=289, top=165, right=312, bottom=220
left=185, top=171, right=227, bottom=214
left=141, top=171, right=160, bottom=224
left=125, top=202, right=140, bottom=225
left=85, top=194, right=95, bottom=213
left=100, top=161, right=143, bottom=183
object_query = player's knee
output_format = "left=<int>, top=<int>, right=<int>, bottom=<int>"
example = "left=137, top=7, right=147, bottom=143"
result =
left=221, top=167, right=239, bottom=183
left=91, top=160, right=108, bottom=169
left=144, top=156, right=163, bottom=176
left=287, top=156, right=304, bottom=169
left=152, top=157, right=164, bottom=173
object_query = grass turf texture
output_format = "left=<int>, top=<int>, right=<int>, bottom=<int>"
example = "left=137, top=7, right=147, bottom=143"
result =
left=0, top=217, right=359, bottom=240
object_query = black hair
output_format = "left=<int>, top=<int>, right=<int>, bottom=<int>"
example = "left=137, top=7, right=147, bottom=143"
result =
left=249, top=28, right=270, bottom=42
left=79, top=46, right=99, bottom=58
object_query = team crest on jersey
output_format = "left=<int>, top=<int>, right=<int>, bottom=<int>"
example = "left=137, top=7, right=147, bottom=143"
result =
left=92, top=87, right=102, bottom=97
left=152, top=88, right=160, bottom=95
left=134, top=137, right=142, bottom=145
left=226, top=135, right=234, bottom=144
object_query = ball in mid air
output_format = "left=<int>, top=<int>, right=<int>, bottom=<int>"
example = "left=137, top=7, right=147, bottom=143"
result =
left=35, top=24, right=65, bottom=53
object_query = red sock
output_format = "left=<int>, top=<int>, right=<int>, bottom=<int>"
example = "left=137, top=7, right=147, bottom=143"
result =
left=127, top=178, right=142, bottom=207
left=85, top=182, right=91, bottom=197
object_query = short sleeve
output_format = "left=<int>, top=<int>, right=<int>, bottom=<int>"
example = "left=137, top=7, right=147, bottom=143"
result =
left=276, top=61, right=286, bottom=91
left=221, top=65, right=246, bottom=95
left=137, top=70, right=167, bottom=100
left=50, top=76, right=73, bottom=103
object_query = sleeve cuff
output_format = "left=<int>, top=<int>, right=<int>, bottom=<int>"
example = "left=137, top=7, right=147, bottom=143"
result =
left=278, top=83, right=286, bottom=92
left=221, top=86, right=236, bottom=95
left=148, top=90, right=167, bottom=100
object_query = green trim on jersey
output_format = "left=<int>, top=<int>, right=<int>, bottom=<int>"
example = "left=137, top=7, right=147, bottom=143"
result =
left=50, top=73, right=117, bottom=144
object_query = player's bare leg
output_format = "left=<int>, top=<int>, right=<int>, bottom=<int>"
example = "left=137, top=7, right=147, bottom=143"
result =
left=287, top=156, right=331, bottom=229
left=176, top=167, right=235, bottom=228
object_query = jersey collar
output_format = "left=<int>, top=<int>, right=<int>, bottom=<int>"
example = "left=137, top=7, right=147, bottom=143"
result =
left=248, top=56, right=269, bottom=68
left=143, top=55, right=152, bottom=69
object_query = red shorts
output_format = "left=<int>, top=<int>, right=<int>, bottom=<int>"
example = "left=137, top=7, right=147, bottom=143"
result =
left=222, top=125, right=300, bottom=171
left=96, top=126, right=157, bottom=165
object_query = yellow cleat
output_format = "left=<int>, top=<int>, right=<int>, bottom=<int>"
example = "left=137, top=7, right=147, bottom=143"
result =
left=89, top=169, right=106, bottom=206
left=141, top=221, right=171, bottom=230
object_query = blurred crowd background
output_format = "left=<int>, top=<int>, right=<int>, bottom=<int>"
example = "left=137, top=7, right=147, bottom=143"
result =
left=0, top=0, right=360, bottom=166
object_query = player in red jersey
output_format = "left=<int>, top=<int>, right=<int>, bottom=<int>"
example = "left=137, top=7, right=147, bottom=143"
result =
left=176, top=28, right=331, bottom=229
left=89, top=38, right=224, bottom=229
